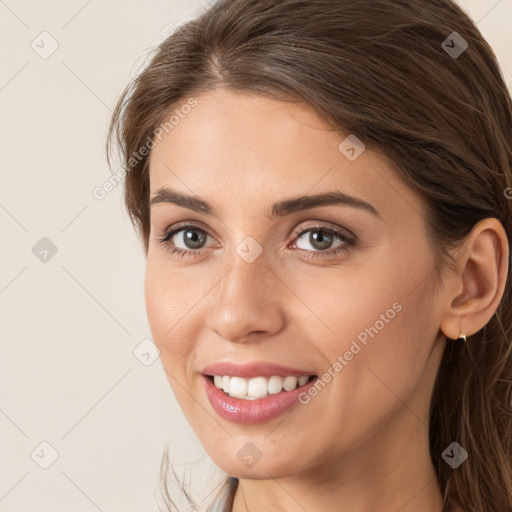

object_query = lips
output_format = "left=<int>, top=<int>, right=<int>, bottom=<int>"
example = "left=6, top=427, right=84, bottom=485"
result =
left=199, top=360, right=318, bottom=424
left=201, top=373, right=318, bottom=424
left=200, top=360, right=316, bottom=379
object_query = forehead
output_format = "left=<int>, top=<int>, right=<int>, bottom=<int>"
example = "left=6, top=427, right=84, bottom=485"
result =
left=147, top=88, right=424, bottom=224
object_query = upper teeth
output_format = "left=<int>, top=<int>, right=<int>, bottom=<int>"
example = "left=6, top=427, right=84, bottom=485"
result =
left=213, top=375, right=311, bottom=400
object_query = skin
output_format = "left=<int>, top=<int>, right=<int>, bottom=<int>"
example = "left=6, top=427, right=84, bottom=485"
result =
left=145, top=88, right=508, bottom=512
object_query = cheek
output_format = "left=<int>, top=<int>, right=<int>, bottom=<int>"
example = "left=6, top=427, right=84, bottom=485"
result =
left=144, top=261, right=209, bottom=419
left=144, top=259, right=202, bottom=371
left=287, top=257, right=408, bottom=355
left=315, top=272, right=438, bottom=446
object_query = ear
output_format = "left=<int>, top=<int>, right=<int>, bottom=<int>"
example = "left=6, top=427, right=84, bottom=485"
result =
left=439, top=218, right=509, bottom=341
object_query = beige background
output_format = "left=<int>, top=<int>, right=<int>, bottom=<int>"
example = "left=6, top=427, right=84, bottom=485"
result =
left=1, top=1, right=511, bottom=511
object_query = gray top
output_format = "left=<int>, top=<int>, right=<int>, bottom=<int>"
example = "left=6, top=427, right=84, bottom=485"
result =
left=206, top=476, right=238, bottom=512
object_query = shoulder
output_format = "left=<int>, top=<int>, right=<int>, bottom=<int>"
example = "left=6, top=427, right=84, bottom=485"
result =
left=206, top=476, right=238, bottom=512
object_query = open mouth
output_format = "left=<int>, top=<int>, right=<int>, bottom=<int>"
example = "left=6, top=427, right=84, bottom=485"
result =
left=205, top=374, right=318, bottom=401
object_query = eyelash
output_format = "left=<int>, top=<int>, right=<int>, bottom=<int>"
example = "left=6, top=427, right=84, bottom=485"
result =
left=156, top=222, right=356, bottom=260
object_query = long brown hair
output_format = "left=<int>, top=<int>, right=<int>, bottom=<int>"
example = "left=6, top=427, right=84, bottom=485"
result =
left=107, top=1, right=512, bottom=510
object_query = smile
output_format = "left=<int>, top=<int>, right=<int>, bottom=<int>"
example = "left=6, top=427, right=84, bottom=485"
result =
left=199, top=363, right=318, bottom=424
left=211, top=374, right=315, bottom=400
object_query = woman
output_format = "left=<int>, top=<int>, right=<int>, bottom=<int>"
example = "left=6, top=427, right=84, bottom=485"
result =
left=107, top=0, right=512, bottom=510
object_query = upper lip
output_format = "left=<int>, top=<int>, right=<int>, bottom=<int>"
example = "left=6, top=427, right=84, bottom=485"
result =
left=200, top=361, right=317, bottom=379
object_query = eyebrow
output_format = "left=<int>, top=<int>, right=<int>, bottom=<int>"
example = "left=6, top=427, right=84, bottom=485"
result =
left=149, top=187, right=383, bottom=221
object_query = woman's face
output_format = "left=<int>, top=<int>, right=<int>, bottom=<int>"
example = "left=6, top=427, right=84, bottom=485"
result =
left=145, top=88, right=448, bottom=479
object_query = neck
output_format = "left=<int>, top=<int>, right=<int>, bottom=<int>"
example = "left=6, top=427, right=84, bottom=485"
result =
left=231, top=408, right=444, bottom=512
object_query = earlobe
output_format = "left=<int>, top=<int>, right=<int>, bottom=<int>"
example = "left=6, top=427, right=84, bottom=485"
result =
left=439, top=218, right=509, bottom=342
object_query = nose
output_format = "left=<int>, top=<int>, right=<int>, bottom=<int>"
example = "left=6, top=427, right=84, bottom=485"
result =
left=206, top=250, right=286, bottom=344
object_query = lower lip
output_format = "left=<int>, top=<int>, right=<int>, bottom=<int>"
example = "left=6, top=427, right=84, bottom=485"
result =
left=200, top=374, right=318, bottom=425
